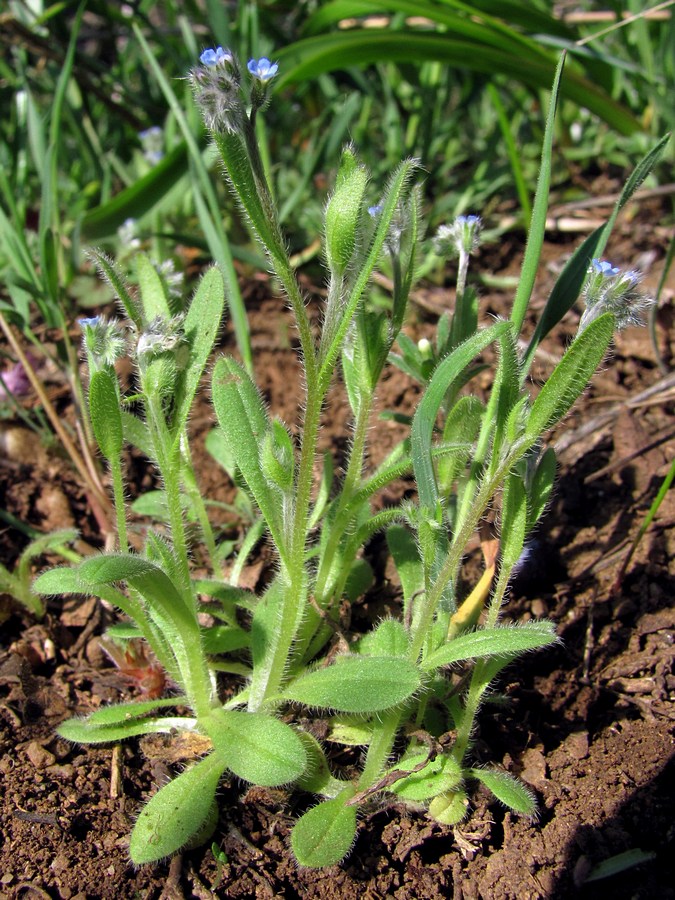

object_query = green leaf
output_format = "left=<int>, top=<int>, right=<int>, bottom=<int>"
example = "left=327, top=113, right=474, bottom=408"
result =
left=136, top=253, right=171, bottom=323
left=428, top=788, right=469, bottom=825
left=173, top=267, right=225, bottom=439
left=386, top=524, right=423, bottom=614
left=87, top=697, right=189, bottom=726
left=327, top=715, right=374, bottom=746
left=206, top=710, right=307, bottom=786
left=275, top=32, right=639, bottom=136
left=121, top=411, right=154, bottom=459
left=422, top=621, right=558, bottom=671
left=356, top=619, right=410, bottom=658
left=283, top=655, right=421, bottom=713
left=130, top=750, right=229, bottom=864
left=57, top=715, right=196, bottom=744
left=201, top=624, right=250, bottom=655
left=412, top=322, right=509, bottom=512
left=291, top=791, right=357, bottom=868
left=77, top=554, right=157, bottom=586
left=470, top=768, right=536, bottom=815
left=343, top=557, right=374, bottom=602
left=500, top=474, right=527, bottom=571
left=89, top=370, right=123, bottom=461
left=525, top=313, right=614, bottom=440
left=87, top=249, right=142, bottom=327
left=33, top=566, right=84, bottom=595
left=294, top=731, right=347, bottom=798
left=436, top=396, right=484, bottom=494
left=527, top=447, right=557, bottom=531
left=390, top=751, right=462, bottom=802
left=522, top=133, right=670, bottom=370
left=510, top=54, right=565, bottom=334
left=585, top=849, right=658, bottom=884
left=211, top=357, right=286, bottom=559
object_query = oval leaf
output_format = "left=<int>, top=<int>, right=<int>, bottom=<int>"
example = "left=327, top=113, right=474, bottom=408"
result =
left=207, top=711, right=307, bottom=786
left=470, top=768, right=536, bottom=816
left=283, top=655, right=421, bottom=713
left=130, top=750, right=229, bottom=864
left=291, top=793, right=357, bottom=868
left=34, top=566, right=84, bottom=596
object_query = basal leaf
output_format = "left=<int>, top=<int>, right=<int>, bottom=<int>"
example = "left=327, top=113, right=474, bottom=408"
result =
left=291, top=791, right=357, bottom=868
left=57, top=715, right=196, bottom=744
left=206, top=710, right=307, bottom=786
left=470, top=768, right=536, bottom=816
left=283, top=655, right=421, bottom=713
left=87, top=697, right=189, bottom=726
left=130, top=750, right=229, bottom=864
left=390, top=751, right=462, bottom=802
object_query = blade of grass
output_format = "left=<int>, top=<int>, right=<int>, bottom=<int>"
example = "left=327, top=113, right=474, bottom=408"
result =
left=510, top=53, right=566, bottom=336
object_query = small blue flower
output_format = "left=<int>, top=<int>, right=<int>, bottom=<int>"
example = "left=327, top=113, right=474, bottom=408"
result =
left=78, top=316, right=101, bottom=330
left=591, top=258, right=620, bottom=277
left=456, top=214, right=481, bottom=227
left=368, top=204, right=383, bottom=217
left=200, top=46, right=231, bottom=67
left=247, top=57, right=279, bottom=82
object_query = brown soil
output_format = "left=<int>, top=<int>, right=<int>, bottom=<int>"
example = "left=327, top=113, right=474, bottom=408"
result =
left=1, top=204, right=674, bottom=899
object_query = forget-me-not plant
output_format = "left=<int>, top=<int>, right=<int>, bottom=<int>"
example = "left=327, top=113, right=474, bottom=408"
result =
left=34, top=47, right=667, bottom=870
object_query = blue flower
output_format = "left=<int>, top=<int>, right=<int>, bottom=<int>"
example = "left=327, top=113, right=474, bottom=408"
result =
left=247, top=57, right=279, bottom=82
left=368, top=204, right=383, bottom=217
left=78, top=316, right=101, bottom=330
left=200, top=46, right=231, bottom=67
left=591, top=258, right=620, bottom=277
left=456, top=214, right=481, bottom=227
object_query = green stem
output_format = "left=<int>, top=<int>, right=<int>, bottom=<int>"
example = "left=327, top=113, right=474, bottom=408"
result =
left=250, top=388, right=324, bottom=707
left=180, top=434, right=221, bottom=577
left=146, top=397, right=191, bottom=593
left=409, top=450, right=520, bottom=662
left=451, top=662, right=486, bottom=765
left=358, top=710, right=403, bottom=789
left=109, top=456, right=128, bottom=554
left=313, top=392, right=373, bottom=607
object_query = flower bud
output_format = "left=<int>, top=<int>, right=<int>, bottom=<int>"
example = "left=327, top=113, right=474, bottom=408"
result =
left=79, top=316, right=127, bottom=372
left=324, top=147, right=368, bottom=276
left=579, top=258, right=653, bottom=333
left=434, top=215, right=482, bottom=258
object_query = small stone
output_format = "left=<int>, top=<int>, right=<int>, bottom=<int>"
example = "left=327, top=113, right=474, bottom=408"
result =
left=25, top=741, right=56, bottom=769
left=531, top=598, right=547, bottom=617
left=520, top=748, right=548, bottom=788
left=45, top=764, right=75, bottom=780
left=566, top=731, right=589, bottom=760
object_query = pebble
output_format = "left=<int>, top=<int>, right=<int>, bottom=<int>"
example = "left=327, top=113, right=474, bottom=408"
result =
left=25, top=741, right=56, bottom=769
left=566, top=731, right=590, bottom=760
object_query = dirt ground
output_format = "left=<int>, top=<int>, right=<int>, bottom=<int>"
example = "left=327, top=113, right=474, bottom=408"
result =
left=1, top=194, right=673, bottom=899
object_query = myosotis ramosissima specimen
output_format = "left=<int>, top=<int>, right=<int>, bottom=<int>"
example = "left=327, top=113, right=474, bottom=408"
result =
left=34, top=48, right=664, bottom=867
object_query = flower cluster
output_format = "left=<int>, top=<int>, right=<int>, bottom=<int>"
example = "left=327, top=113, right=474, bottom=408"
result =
left=79, top=316, right=127, bottom=370
left=190, top=49, right=278, bottom=133
left=579, top=258, right=652, bottom=333
left=434, top=215, right=482, bottom=258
